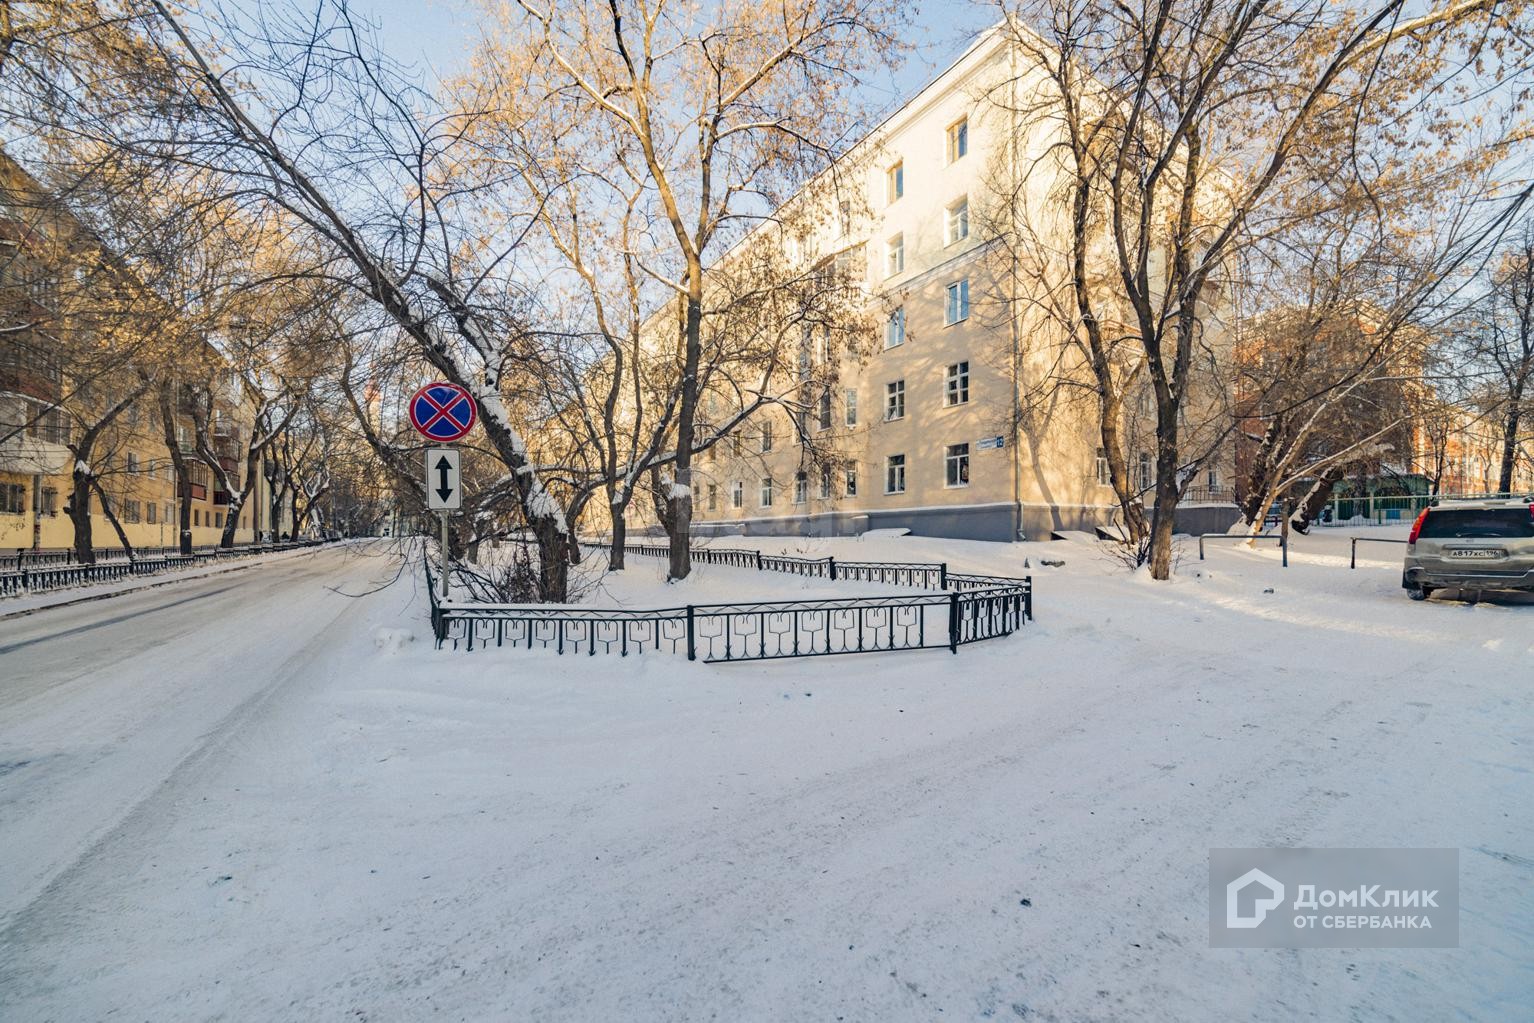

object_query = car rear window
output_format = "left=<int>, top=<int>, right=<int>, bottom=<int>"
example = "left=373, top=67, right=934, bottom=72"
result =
left=1418, top=508, right=1534, bottom=539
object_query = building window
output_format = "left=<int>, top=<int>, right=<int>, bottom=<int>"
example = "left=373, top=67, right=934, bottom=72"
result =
left=836, top=199, right=851, bottom=238
left=1095, top=447, right=1111, bottom=486
left=126, top=452, right=140, bottom=473
left=731, top=481, right=744, bottom=508
left=945, top=362, right=970, bottom=406
left=845, top=388, right=858, bottom=427
left=819, top=465, right=832, bottom=499
left=885, top=454, right=906, bottom=494
left=761, top=420, right=774, bottom=452
left=41, top=487, right=56, bottom=516
left=193, top=509, right=201, bottom=527
left=707, top=483, right=718, bottom=511
left=945, top=197, right=969, bottom=245
left=147, top=501, right=157, bottom=523
left=887, top=161, right=903, bottom=202
left=122, top=500, right=141, bottom=523
left=732, top=434, right=743, bottom=457
left=885, top=306, right=905, bottom=348
left=760, top=477, right=775, bottom=507
left=946, top=117, right=968, bottom=163
left=794, top=471, right=807, bottom=505
left=885, top=380, right=905, bottom=421
left=0, top=482, right=24, bottom=514
left=817, top=390, right=832, bottom=431
left=845, top=468, right=858, bottom=497
left=945, top=279, right=970, bottom=325
left=945, top=443, right=970, bottom=488
left=1138, top=452, right=1153, bottom=491
left=885, top=234, right=904, bottom=277
left=815, top=325, right=830, bottom=365
left=1207, top=467, right=1220, bottom=490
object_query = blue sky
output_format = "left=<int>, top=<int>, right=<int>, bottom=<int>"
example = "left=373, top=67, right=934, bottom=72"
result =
left=349, top=0, right=999, bottom=119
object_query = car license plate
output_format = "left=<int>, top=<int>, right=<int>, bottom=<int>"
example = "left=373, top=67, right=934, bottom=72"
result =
left=1447, top=548, right=1503, bottom=559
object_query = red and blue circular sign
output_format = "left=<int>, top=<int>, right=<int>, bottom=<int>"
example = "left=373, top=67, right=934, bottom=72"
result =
left=408, top=381, right=478, bottom=442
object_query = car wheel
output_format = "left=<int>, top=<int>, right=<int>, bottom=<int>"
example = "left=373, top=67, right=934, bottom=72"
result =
left=1406, top=583, right=1433, bottom=601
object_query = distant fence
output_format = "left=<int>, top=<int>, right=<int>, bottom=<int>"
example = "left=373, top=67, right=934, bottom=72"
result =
left=0, top=539, right=334, bottom=599
left=426, top=541, right=1032, bottom=663
left=1311, top=491, right=1534, bottom=528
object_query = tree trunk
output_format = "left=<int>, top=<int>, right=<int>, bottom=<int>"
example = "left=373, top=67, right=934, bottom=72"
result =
left=1289, top=463, right=1348, bottom=533
left=219, top=494, right=244, bottom=548
left=69, top=464, right=94, bottom=564
left=666, top=293, right=702, bottom=581
left=1148, top=457, right=1180, bottom=580
left=608, top=498, right=628, bottom=571
left=1498, top=391, right=1523, bottom=494
left=534, top=518, right=568, bottom=603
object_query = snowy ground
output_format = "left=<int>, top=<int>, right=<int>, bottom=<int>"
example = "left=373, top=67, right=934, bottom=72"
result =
left=1, top=530, right=1530, bottom=1021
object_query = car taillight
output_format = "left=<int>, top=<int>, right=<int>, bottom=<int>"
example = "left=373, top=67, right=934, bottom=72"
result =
left=1408, top=508, right=1430, bottom=545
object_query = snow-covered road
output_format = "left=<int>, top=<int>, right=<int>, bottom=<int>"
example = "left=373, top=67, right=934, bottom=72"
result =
left=0, top=544, right=400, bottom=959
left=1, top=533, right=1530, bottom=1021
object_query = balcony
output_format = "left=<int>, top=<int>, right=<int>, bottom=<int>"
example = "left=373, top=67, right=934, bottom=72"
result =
left=0, top=431, right=70, bottom=474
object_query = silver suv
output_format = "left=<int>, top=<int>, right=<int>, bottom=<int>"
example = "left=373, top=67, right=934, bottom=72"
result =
left=1403, top=498, right=1534, bottom=600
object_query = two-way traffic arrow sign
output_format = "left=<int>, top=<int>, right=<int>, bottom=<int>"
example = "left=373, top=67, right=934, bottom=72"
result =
left=425, top=447, right=461, bottom=510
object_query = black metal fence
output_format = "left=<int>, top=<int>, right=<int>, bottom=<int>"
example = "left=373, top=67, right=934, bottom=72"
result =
left=0, top=539, right=333, bottom=599
left=427, top=541, right=1032, bottom=663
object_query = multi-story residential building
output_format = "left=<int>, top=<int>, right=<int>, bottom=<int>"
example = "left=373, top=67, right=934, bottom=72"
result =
left=0, top=152, right=282, bottom=553
left=626, top=24, right=1236, bottom=543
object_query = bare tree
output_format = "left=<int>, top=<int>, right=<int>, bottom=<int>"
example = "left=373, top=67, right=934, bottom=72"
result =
left=491, top=0, right=906, bottom=580
left=996, top=0, right=1534, bottom=576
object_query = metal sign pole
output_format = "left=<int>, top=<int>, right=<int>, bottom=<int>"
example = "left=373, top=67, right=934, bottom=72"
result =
left=439, top=509, right=450, bottom=599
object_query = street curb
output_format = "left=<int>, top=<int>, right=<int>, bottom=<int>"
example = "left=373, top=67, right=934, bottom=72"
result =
left=0, top=547, right=324, bottom=621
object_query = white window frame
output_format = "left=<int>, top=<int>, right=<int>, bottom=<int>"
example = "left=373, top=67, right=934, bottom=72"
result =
left=884, top=380, right=905, bottom=421
left=885, top=234, right=904, bottom=277
left=794, top=471, right=807, bottom=505
left=845, top=468, right=858, bottom=497
left=1095, top=448, right=1111, bottom=487
left=819, top=465, right=833, bottom=500
left=945, top=443, right=970, bottom=488
left=945, top=197, right=969, bottom=246
left=945, top=279, right=970, bottom=325
left=761, top=420, right=774, bottom=452
left=817, top=389, right=832, bottom=431
left=885, top=454, right=906, bottom=495
left=760, top=476, right=775, bottom=507
left=731, top=481, right=744, bottom=508
left=887, top=161, right=903, bottom=203
left=885, top=306, right=905, bottom=349
left=946, top=117, right=969, bottom=163
left=844, top=388, right=858, bottom=427
left=945, top=362, right=970, bottom=406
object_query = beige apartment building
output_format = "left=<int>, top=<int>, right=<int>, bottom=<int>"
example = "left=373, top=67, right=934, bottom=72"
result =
left=654, top=25, right=1237, bottom=543
left=0, top=152, right=286, bottom=553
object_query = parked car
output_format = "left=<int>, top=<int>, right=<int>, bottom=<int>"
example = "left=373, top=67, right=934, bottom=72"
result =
left=1402, top=498, right=1534, bottom=600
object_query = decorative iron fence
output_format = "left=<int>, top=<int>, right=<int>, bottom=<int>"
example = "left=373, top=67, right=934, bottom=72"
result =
left=427, top=541, right=1032, bottom=662
left=11, top=542, right=258, bottom=569
left=0, top=539, right=334, bottom=599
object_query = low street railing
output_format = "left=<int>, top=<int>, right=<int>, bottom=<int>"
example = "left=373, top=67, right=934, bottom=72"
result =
left=1350, top=536, right=1409, bottom=568
left=427, top=541, right=1032, bottom=663
left=0, top=539, right=333, bottom=599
